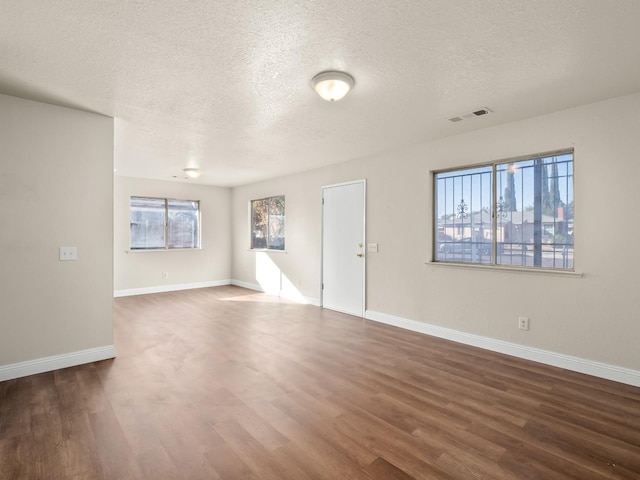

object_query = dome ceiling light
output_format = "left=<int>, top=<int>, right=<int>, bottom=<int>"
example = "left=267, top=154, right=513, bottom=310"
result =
left=183, top=167, right=201, bottom=178
left=311, top=71, right=354, bottom=102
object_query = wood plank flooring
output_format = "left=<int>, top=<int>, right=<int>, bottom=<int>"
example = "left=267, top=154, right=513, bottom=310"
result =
left=1, top=285, right=640, bottom=479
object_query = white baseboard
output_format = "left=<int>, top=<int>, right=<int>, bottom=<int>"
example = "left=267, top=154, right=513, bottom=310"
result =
left=0, top=345, right=117, bottom=382
left=231, top=279, right=321, bottom=306
left=231, top=279, right=262, bottom=291
left=114, top=279, right=232, bottom=297
left=365, top=310, right=640, bottom=388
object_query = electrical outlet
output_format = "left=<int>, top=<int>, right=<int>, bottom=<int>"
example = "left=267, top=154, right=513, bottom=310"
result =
left=518, top=316, right=529, bottom=331
left=162, top=272, right=169, bottom=279
left=59, top=246, right=77, bottom=261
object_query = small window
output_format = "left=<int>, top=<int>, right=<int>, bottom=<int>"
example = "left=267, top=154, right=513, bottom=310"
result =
left=434, top=150, right=574, bottom=270
left=130, top=197, right=200, bottom=250
left=251, top=196, right=285, bottom=250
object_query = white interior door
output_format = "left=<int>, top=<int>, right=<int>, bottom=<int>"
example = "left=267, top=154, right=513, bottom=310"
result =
left=322, top=180, right=365, bottom=316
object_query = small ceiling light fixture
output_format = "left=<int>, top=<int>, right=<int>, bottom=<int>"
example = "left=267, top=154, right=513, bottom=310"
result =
left=311, top=71, right=354, bottom=101
left=183, top=167, right=201, bottom=178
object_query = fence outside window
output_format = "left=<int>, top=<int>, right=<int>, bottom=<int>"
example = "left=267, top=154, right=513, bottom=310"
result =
left=434, top=150, right=574, bottom=270
left=130, top=197, right=200, bottom=250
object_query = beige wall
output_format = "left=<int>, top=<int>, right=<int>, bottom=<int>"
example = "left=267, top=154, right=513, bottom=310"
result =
left=4, top=91, right=637, bottom=380
left=0, top=94, right=114, bottom=366
left=114, top=176, right=231, bottom=292
left=232, top=92, right=640, bottom=372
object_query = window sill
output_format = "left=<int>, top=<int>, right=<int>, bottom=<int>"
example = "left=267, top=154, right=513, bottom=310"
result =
left=249, top=249, right=288, bottom=254
left=425, top=261, right=583, bottom=277
left=126, top=248, right=202, bottom=253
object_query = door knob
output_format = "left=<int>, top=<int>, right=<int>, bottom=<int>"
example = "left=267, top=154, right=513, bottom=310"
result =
left=357, top=253, right=363, bottom=257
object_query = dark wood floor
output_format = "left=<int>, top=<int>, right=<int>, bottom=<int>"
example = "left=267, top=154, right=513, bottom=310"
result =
left=1, top=286, right=640, bottom=479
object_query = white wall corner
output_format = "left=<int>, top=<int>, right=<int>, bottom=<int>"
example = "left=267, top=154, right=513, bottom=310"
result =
left=231, top=279, right=263, bottom=292
left=0, top=345, right=116, bottom=382
left=365, top=310, right=640, bottom=388
left=114, top=279, right=232, bottom=297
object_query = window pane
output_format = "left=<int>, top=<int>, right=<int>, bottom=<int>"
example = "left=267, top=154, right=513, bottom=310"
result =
left=130, top=197, right=165, bottom=250
left=434, top=166, right=493, bottom=264
left=267, top=196, right=285, bottom=250
left=168, top=200, right=200, bottom=249
left=496, top=153, right=573, bottom=269
left=251, top=196, right=285, bottom=250
left=251, top=199, right=268, bottom=249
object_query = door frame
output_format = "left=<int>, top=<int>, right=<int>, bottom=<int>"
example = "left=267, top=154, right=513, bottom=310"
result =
left=320, top=179, right=366, bottom=316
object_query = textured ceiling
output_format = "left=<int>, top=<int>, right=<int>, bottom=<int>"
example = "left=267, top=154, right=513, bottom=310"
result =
left=2, top=1, right=640, bottom=186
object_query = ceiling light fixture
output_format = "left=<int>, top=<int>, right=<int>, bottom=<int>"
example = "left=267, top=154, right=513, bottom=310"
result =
left=311, top=71, right=354, bottom=101
left=183, top=167, right=201, bottom=178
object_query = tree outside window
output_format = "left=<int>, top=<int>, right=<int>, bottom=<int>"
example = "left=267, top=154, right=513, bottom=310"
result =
left=251, top=196, right=285, bottom=250
left=434, top=150, right=574, bottom=270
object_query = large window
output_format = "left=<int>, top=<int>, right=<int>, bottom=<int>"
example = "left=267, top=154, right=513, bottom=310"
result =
left=434, top=150, right=574, bottom=270
left=130, top=197, right=200, bottom=250
left=251, top=196, right=285, bottom=250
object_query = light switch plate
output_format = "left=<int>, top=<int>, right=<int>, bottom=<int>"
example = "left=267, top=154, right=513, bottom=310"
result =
left=59, top=246, right=77, bottom=261
left=367, top=243, right=378, bottom=252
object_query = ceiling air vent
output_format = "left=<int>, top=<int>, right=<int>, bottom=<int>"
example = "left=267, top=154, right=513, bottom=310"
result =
left=448, top=107, right=493, bottom=123
left=472, top=108, right=491, bottom=116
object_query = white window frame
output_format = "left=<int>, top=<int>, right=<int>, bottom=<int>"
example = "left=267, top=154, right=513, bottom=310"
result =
left=130, top=196, right=201, bottom=251
left=433, top=149, right=574, bottom=272
left=250, top=195, right=285, bottom=251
